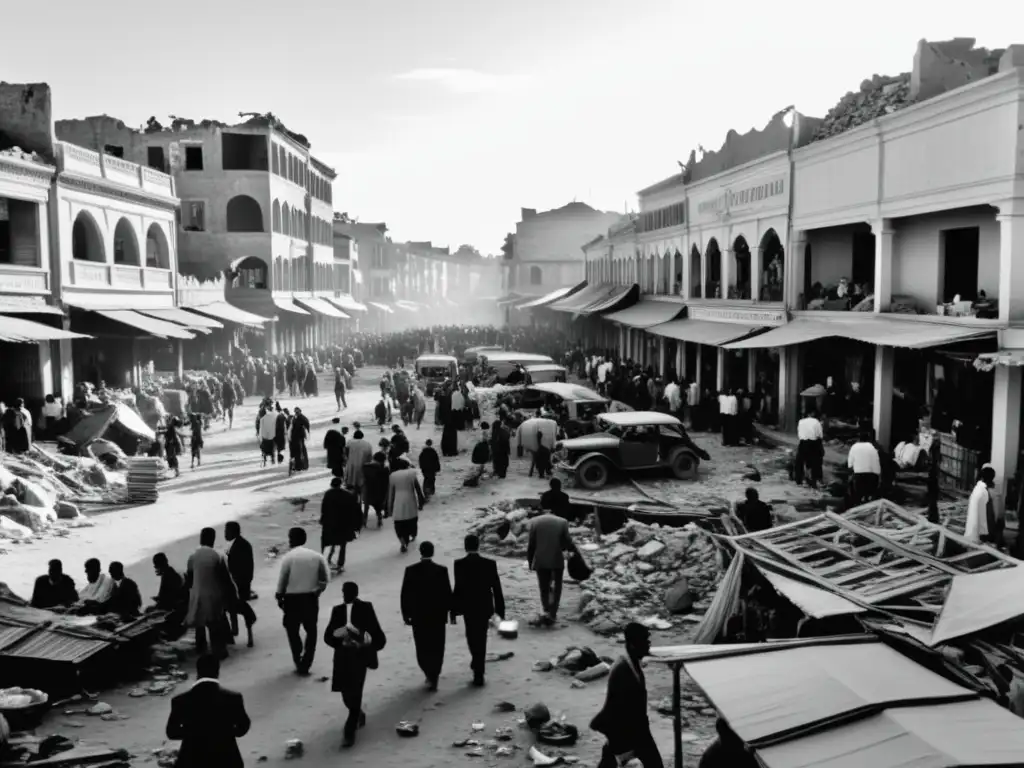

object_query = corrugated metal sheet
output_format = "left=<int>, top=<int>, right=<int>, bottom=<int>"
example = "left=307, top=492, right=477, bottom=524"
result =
left=4, top=627, right=112, bottom=664
left=0, top=619, right=35, bottom=652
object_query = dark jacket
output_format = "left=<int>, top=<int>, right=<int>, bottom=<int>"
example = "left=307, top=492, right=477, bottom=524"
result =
left=155, top=567, right=185, bottom=611
left=323, top=429, right=346, bottom=471
left=166, top=680, right=251, bottom=768
left=400, top=559, right=453, bottom=625
left=109, top=577, right=142, bottom=617
left=320, top=486, right=361, bottom=546
left=227, top=536, right=255, bottom=594
left=418, top=446, right=441, bottom=475
left=590, top=656, right=651, bottom=752
left=324, top=600, right=387, bottom=690
left=30, top=573, right=78, bottom=609
left=539, top=488, right=571, bottom=519
left=453, top=552, right=505, bottom=620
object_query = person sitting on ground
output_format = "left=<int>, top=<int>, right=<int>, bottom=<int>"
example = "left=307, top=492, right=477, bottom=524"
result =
left=847, top=430, right=882, bottom=506
left=540, top=478, right=571, bottom=521
left=735, top=487, right=772, bottom=533
left=107, top=561, right=143, bottom=618
left=75, top=557, right=114, bottom=614
left=31, top=558, right=78, bottom=610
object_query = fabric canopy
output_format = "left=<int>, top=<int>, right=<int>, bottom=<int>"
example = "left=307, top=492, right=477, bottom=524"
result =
left=929, top=567, right=1024, bottom=647
left=725, top=317, right=997, bottom=350
left=140, top=308, right=223, bottom=331
left=578, top=284, right=639, bottom=316
left=516, top=282, right=586, bottom=310
left=549, top=283, right=609, bottom=312
left=329, top=294, right=367, bottom=313
left=603, top=298, right=684, bottom=329
left=757, top=699, right=1024, bottom=768
left=273, top=297, right=310, bottom=315
left=368, top=302, right=393, bottom=313
left=684, top=639, right=975, bottom=747
left=0, top=298, right=63, bottom=315
left=0, top=315, right=89, bottom=342
left=294, top=296, right=348, bottom=318
left=187, top=301, right=266, bottom=327
left=92, top=310, right=195, bottom=340
left=648, top=318, right=760, bottom=347
left=395, top=300, right=420, bottom=312
left=496, top=293, right=525, bottom=306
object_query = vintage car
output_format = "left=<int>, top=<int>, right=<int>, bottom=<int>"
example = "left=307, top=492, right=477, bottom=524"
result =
left=415, top=354, right=458, bottom=395
left=463, top=345, right=504, bottom=365
left=523, top=363, right=567, bottom=384
left=479, top=351, right=555, bottom=383
left=554, top=411, right=710, bottom=490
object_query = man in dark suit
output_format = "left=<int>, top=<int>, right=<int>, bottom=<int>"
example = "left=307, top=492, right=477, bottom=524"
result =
left=165, top=654, right=251, bottom=768
left=224, top=521, right=257, bottom=648
left=590, top=622, right=664, bottom=768
left=323, top=581, right=387, bottom=748
left=527, top=510, right=573, bottom=625
left=107, top=561, right=142, bottom=618
left=400, top=540, right=454, bottom=691
left=453, top=533, right=505, bottom=687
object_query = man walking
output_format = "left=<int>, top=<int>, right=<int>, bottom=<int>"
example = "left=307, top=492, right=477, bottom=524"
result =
left=324, top=582, right=387, bottom=748
left=400, top=541, right=454, bottom=691
left=527, top=507, right=573, bottom=625
left=590, top=622, right=664, bottom=768
left=453, top=533, right=504, bottom=687
left=165, top=654, right=251, bottom=768
left=185, top=528, right=237, bottom=660
left=276, top=527, right=330, bottom=675
left=795, top=408, right=824, bottom=489
left=224, top=521, right=257, bottom=648
left=320, top=478, right=361, bottom=572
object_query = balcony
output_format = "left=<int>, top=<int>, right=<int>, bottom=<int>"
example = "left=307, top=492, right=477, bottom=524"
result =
left=56, top=142, right=175, bottom=198
left=65, top=261, right=173, bottom=291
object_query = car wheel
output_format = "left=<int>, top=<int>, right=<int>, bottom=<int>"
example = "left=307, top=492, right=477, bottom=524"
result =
left=576, top=457, right=610, bottom=490
left=670, top=450, right=699, bottom=480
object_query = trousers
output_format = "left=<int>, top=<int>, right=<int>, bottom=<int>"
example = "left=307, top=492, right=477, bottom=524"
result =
left=464, top=616, right=489, bottom=678
left=412, top=621, right=446, bottom=682
left=282, top=593, right=319, bottom=671
left=536, top=568, right=563, bottom=616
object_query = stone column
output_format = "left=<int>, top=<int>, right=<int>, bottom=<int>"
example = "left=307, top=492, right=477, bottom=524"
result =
left=658, top=337, right=666, bottom=376
left=872, top=219, right=894, bottom=313
left=38, top=341, right=52, bottom=398
left=747, top=350, right=757, bottom=391
left=998, top=199, right=1024, bottom=322
left=778, top=345, right=801, bottom=430
left=873, top=345, right=895, bottom=448
left=58, top=315, right=73, bottom=399
left=715, top=347, right=725, bottom=391
left=787, top=230, right=807, bottom=310
left=990, top=365, right=1022, bottom=493
left=268, top=320, right=278, bottom=355
left=175, top=339, right=184, bottom=380
left=720, top=248, right=731, bottom=300
left=680, top=342, right=688, bottom=380
left=695, top=345, right=703, bottom=392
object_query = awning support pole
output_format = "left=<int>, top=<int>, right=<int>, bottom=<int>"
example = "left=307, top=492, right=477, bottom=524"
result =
left=672, top=660, right=683, bottom=768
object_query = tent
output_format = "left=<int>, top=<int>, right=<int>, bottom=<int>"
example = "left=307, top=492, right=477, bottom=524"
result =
left=60, top=404, right=156, bottom=454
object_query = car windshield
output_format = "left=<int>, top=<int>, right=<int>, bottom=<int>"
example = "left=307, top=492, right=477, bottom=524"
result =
left=420, top=366, right=449, bottom=377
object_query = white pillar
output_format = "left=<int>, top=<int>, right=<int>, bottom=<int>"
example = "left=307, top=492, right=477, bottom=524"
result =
left=747, top=350, right=756, bottom=391
left=753, top=245, right=764, bottom=302
left=872, top=219, right=894, bottom=313
left=619, top=326, right=626, bottom=361
left=658, top=337, right=666, bottom=376
left=715, top=348, right=725, bottom=391
left=787, top=229, right=807, bottom=310
left=175, top=340, right=184, bottom=379
left=680, top=342, right=688, bottom=380
left=873, top=345, right=895, bottom=449
left=268, top=320, right=278, bottom=355
left=990, top=365, right=1022, bottom=493
left=38, top=342, right=52, bottom=398
left=720, top=248, right=731, bottom=300
left=998, top=199, right=1024, bottom=322
left=695, top=345, right=703, bottom=392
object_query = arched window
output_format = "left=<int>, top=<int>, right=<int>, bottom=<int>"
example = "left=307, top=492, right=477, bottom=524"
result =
left=705, top=239, right=722, bottom=298
left=689, top=245, right=702, bottom=299
left=72, top=211, right=105, bottom=262
left=113, top=218, right=140, bottom=265
left=145, top=223, right=170, bottom=269
left=760, top=229, right=785, bottom=302
left=529, top=265, right=542, bottom=285
left=272, top=200, right=281, bottom=233
left=281, top=203, right=291, bottom=236
left=225, top=195, right=264, bottom=233
left=230, top=256, right=268, bottom=289
left=732, top=235, right=751, bottom=300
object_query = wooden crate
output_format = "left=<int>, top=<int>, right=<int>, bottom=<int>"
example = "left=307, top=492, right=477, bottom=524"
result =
left=936, top=432, right=981, bottom=492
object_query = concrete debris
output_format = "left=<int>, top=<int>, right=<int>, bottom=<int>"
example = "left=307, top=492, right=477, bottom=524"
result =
left=572, top=662, right=610, bottom=682
left=284, top=738, right=304, bottom=758
left=813, top=73, right=913, bottom=142
left=471, top=505, right=720, bottom=635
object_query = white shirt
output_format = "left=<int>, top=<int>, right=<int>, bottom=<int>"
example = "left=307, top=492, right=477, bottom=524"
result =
left=276, top=546, right=330, bottom=595
left=42, top=401, right=63, bottom=419
left=687, top=383, right=699, bottom=406
left=664, top=382, right=681, bottom=411
left=797, top=416, right=823, bottom=441
left=597, top=363, right=610, bottom=384
left=965, top=481, right=991, bottom=543
left=847, top=442, right=881, bottom=475
left=259, top=411, right=279, bottom=440
left=79, top=572, right=113, bottom=603
left=718, top=394, right=738, bottom=416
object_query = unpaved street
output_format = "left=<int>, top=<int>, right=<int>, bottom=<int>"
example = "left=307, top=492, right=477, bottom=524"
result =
left=2, top=369, right=781, bottom=766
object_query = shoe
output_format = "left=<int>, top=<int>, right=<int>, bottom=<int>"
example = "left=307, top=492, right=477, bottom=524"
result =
left=472, top=676, right=485, bottom=687
left=341, top=736, right=355, bottom=748
left=427, top=678, right=438, bottom=692
left=400, top=543, right=408, bottom=553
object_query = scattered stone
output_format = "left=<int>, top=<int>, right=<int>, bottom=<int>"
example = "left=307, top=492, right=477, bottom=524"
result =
left=284, top=738, right=303, bottom=759
left=86, top=702, right=112, bottom=716
left=636, top=540, right=666, bottom=560
left=494, top=701, right=517, bottom=712
left=532, top=660, right=553, bottom=672
left=641, top=617, right=672, bottom=631
left=471, top=721, right=485, bottom=731
left=569, top=679, right=587, bottom=689
left=664, top=579, right=696, bottom=614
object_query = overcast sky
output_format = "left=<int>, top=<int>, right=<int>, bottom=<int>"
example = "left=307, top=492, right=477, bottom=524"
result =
left=1, top=1, right=1014, bottom=254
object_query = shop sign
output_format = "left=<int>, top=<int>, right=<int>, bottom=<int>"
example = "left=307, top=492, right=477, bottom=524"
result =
left=688, top=304, right=786, bottom=325
left=696, top=176, right=786, bottom=221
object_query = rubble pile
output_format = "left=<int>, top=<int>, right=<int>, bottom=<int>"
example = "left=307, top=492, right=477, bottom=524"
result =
left=470, top=504, right=722, bottom=635
left=812, top=73, right=913, bottom=142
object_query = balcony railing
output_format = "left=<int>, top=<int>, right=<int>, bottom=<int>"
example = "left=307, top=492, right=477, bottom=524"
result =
left=66, top=261, right=173, bottom=291
left=56, top=141, right=174, bottom=198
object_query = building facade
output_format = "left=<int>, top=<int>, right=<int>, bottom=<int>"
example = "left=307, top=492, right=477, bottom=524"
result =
left=55, top=114, right=345, bottom=355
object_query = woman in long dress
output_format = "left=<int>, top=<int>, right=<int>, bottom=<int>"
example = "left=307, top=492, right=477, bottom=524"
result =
left=388, top=458, right=424, bottom=553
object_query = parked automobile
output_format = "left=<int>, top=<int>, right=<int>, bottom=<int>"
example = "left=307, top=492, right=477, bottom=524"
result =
left=524, top=364, right=567, bottom=384
left=479, top=352, right=555, bottom=383
left=415, top=354, right=458, bottom=395
left=463, top=345, right=504, bottom=365
left=553, top=411, right=710, bottom=490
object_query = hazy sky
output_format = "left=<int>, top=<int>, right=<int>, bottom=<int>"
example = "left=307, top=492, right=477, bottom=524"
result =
left=1, top=1, right=1014, bottom=253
